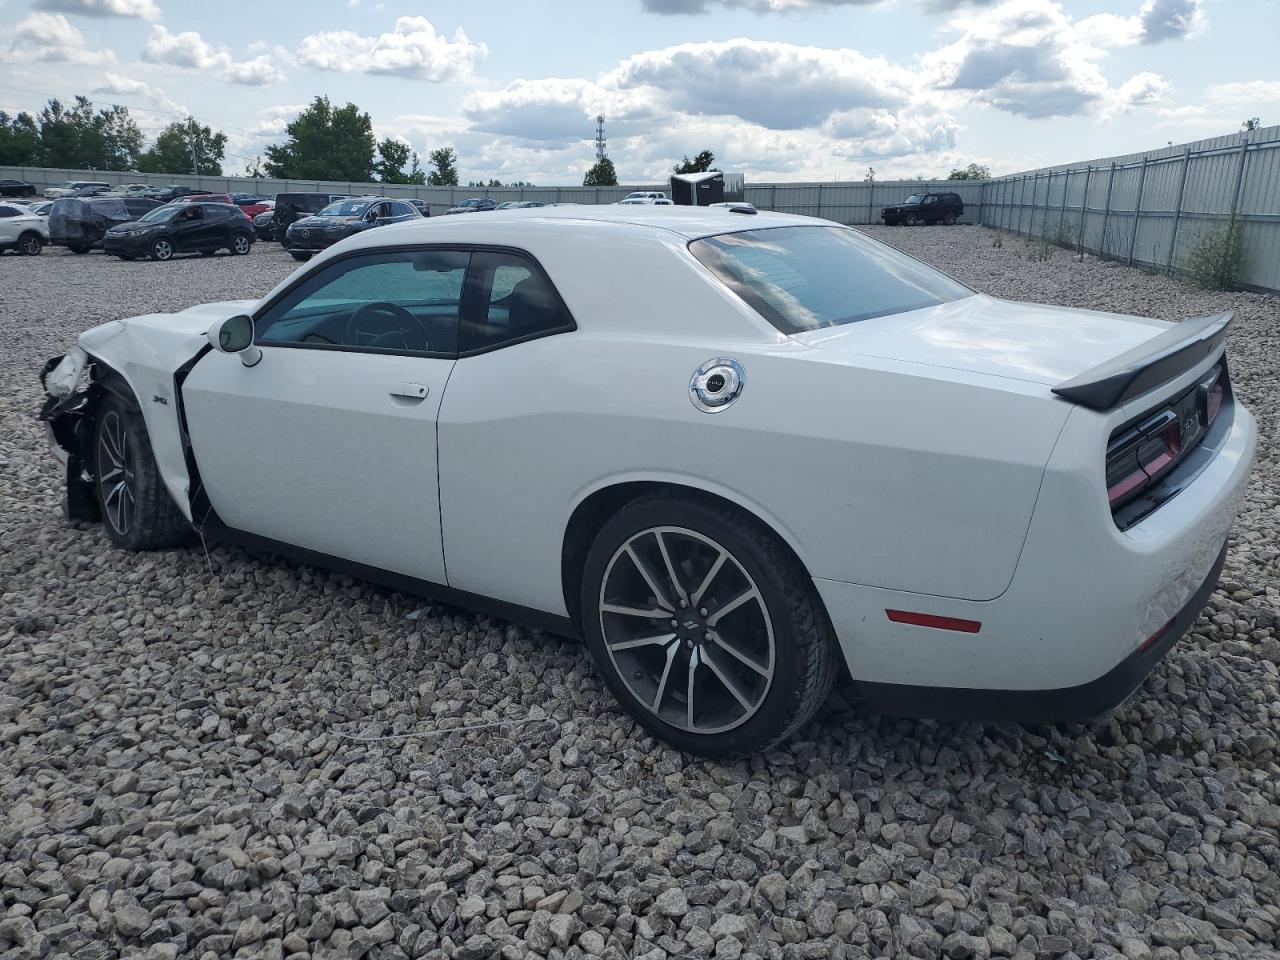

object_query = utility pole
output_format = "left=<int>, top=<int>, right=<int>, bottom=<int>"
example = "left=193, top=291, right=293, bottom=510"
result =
left=188, top=117, right=199, bottom=176
left=594, top=115, right=607, bottom=163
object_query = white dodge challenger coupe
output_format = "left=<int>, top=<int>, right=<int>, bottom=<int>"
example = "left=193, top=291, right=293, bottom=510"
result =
left=40, top=206, right=1256, bottom=756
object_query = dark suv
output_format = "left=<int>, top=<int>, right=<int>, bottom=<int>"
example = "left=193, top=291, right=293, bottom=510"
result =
left=103, top=202, right=255, bottom=261
left=273, top=192, right=349, bottom=248
left=880, top=191, right=963, bottom=226
left=283, top=196, right=421, bottom=260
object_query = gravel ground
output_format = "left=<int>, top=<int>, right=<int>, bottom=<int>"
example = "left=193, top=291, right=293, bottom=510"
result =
left=2, top=232, right=1279, bottom=960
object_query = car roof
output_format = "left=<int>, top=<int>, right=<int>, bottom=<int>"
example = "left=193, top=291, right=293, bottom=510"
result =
left=343, top=204, right=824, bottom=245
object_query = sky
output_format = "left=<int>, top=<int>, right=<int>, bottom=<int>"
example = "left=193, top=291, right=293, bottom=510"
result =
left=1, top=0, right=1278, bottom=185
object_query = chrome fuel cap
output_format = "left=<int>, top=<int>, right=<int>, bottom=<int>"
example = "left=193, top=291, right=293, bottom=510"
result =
left=690, top=357, right=745, bottom=413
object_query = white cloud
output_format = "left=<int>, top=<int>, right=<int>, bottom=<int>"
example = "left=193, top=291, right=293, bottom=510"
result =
left=33, top=0, right=160, bottom=20
left=90, top=72, right=187, bottom=117
left=223, top=55, right=285, bottom=86
left=1079, top=0, right=1204, bottom=47
left=606, top=40, right=914, bottom=129
left=922, top=0, right=1188, bottom=119
left=8, top=12, right=116, bottom=64
left=296, top=16, right=486, bottom=82
left=642, top=0, right=987, bottom=11
left=142, top=25, right=283, bottom=85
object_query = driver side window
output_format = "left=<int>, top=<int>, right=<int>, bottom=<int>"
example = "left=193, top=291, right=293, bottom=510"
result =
left=255, top=250, right=469, bottom=357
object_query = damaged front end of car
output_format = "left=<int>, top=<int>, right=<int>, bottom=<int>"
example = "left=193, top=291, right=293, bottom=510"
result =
left=39, top=347, right=104, bottom=522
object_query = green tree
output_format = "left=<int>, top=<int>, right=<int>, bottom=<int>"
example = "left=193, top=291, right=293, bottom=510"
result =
left=34, top=97, right=144, bottom=170
left=262, top=96, right=376, bottom=181
left=374, top=137, right=426, bottom=184
left=947, top=162, right=990, bottom=180
left=0, top=111, right=40, bottom=165
left=1242, top=117, right=1260, bottom=131
left=136, top=119, right=226, bottom=175
left=674, top=150, right=716, bottom=174
left=863, top=166, right=876, bottom=182
left=426, top=147, right=459, bottom=186
left=583, top=157, right=617, bottom=186
left=245, top=155, right=264, bottom=178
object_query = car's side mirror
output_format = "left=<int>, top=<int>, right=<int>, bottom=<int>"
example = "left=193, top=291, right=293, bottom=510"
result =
left=208, top=314, right=262, bottom=367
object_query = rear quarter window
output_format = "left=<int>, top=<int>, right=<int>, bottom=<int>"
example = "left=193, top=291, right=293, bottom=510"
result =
left=689, top=225, right=972, bottom=334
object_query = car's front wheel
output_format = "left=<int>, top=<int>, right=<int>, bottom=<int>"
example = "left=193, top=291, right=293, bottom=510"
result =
left=94, top=396, right=190, bottom=550
left=903, top=212, right=919, bottom=226
left=17, top=231, right=43, bottom=256
left=230, top=233, right=252, bottom=255
left=290, top=251, right=311, bottom=262
left=151, top=237, right=174, bottom=261
left=580, top=493, right=838, bottom=757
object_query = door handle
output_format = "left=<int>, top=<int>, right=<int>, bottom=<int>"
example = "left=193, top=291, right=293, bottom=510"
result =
left=390, top=382, right=428, bottom=400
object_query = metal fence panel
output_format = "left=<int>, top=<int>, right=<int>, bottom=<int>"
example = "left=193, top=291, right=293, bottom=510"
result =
left=980, top=125, right=1280, bottom=292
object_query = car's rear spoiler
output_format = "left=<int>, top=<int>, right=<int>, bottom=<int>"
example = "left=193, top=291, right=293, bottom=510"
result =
left=1051, top=311, right=1231, bottom=411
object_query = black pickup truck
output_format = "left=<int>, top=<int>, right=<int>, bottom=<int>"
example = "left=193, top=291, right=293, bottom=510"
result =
left=881, top=191, right=963, bottom=226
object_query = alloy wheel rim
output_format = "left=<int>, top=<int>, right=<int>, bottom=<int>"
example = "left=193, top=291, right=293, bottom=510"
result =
left=599, top=526, right=775, bottom=734
left=20, top=236, right=39, bottom=254
left=235, top=236, right=249, bottom=253
left=97, top=411, right=135, bottom=535
left=155, top=240, right=172, bottom=259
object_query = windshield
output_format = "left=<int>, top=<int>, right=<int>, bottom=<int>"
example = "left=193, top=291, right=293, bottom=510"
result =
left=139, top=205, right=177, bottom=223
left=903, top=195, right=924, bottom=204
left=689, top=226, right=972, bottom=334
left=318, top=200, right=369, bottom=217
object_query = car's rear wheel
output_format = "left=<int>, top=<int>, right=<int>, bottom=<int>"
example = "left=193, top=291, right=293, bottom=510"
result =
left=151, top=237, right=174, bottom=261
left=943, top=214, right=958, bottom=226
left=290, top=251, right=311, bottom=262
left=580, top=493, right=837, bottom=757
left=94, top=396, right=190, bottom=550
left=68, top=244, right=90, bottom=254
left=230, top=233, right=252, bottom=255
left=17, top=231, right=43, bottom=256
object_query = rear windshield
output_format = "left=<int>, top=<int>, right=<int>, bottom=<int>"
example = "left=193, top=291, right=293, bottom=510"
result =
left=689, top=226, right=972, bottom=333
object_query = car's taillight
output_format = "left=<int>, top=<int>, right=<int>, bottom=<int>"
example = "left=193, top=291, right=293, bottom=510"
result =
left=1106, top=362, right=1228, bottom=513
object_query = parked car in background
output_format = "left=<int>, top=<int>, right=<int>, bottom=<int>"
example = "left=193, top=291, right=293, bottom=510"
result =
left=25, top=200, right=54, bottom=217
left=881, top=191, right=964, bottom=226
left=0, top=179, right=37, bottom=198
left=48, top=197, right=161, bottom=253
left=37, top=206, right=1255, bottom=756
left=236, top=197, right=274, bottom=218
left=105, top=184, right=154, bottom=197
left=0, top=202, right=49, bottom=255
left=283, top=196, right=420, bottom=261
left=44, top=180, right=110, bottom=199
left=174, top=193, right=235, bottom=206
left=446, top=197, right=498, bottom=214
left=103, top=201, right=254, bottom=261
left=407, top=199, right=431, bottom=216
left=252, top=210, right=277, bottom=241
left=497, top=201, right=547, bottom=209
left=273, top=192, right=349, bottom=245
left=149, top=185, right=210, bottom=203
left=623, top=191, right=668, bottom=202
left=66, top=185, right=112, bottom=198
left=619, top=197, right=674, bottom=206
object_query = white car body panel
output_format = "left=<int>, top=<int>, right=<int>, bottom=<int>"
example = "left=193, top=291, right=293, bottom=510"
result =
left=182, top=347, right=453, bottom=584
left=49, top=206, right=1256, bottom=711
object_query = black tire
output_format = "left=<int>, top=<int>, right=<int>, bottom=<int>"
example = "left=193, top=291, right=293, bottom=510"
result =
left=93, top=395, right=190, bottom=551
left=151, top=237, right=174, bottom=261
left=903, top=212, right=919, bottom=226
left=943, top=214, right=958, bottom=226
left=579, top=491, right=838, bottom=757
left=290, top=251, right=311, bottom=262
left=68, top=244, right=90, bottom=254
left=17, top=231, right=43, bottom=256
left=230, top=233, right=252, bottom=256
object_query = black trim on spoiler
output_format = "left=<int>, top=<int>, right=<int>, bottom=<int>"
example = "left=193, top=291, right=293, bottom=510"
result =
left=1051, top=311, right=1231, bottom=411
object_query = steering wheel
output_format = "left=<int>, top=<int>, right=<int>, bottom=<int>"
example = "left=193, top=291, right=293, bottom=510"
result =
left=343, top=301, right=430, bottom=351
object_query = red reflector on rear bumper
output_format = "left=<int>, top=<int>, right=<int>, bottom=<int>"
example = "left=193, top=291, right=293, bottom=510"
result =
left=886, top=610, right=982, bottom=633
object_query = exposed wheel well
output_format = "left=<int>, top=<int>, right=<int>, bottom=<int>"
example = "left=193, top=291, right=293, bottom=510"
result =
left=560, top=481, right=818, bottom=632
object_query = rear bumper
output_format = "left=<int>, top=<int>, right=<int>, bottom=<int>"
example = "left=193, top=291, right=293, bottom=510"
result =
left=815, top=382, right=1255, bottom=718
left=852, top=542, right=1227, bottom=722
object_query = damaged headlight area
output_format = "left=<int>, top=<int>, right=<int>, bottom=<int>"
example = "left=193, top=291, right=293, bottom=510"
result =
left=39, top=347, right=102, bottom=522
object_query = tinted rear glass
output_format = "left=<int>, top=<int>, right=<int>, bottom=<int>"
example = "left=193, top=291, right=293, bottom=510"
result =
left=689, top=226, right=972, bottom=334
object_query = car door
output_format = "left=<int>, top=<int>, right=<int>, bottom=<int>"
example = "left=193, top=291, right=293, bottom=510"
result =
left=170, top=205, right=206, bottom=250
left=0, top=205, right=20, bottom=244
left=181, top=247, right=469, bottom=584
